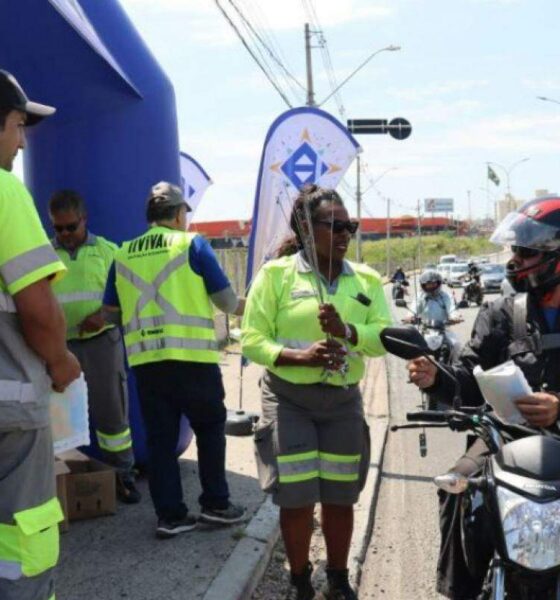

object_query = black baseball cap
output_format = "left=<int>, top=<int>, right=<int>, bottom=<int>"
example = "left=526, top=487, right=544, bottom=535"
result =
left=146, top=181, right=192, bottom=212
left=0, top=70, right=55, bottom=126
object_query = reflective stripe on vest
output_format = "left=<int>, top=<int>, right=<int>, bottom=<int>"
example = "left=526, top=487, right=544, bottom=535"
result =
left=0, top=381, right=36, bottom=402
left=117, top=252, right=188, bottom=318
left=56, top=291, right=104, bottom=304
left=0, top=291, right=16, bottom=313
left=127, top=336, right=219, bottom=357
left=97, top=428, right=132, bottom=453
left=117, top=255, right=217, bottom=355
left=123, top=313, right=214, bottom=336
left=0, top=245, right=57, bottom=287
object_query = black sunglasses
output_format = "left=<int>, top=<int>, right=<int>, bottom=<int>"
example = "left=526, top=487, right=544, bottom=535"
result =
left=54, top=220, right=81, bottom=233
left=511, top=245, right=541, bottom=259
left=315, top=219, right=359, bottom=234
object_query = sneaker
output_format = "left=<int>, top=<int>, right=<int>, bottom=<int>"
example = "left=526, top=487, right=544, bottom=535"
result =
left=116, top=475, right=141, bottom=504
left=323, top=568, right=357, bottom=600
left=199, top=503, right=246, bottom=525
left=156, top=514, right=198, bottom=539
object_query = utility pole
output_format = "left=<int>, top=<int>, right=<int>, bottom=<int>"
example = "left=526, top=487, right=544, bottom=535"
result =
left=386, top=197, right=391, bottom=277
left=304, top=23, right=315, bottom=106
left=417, top=198, right=422, bottom=268
left=356, top=155, right=362, bottom=262
left=467, top=189, right=472, bottom=235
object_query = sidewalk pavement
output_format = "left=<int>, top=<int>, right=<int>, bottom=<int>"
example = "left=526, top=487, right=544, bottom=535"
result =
left=56, top=350, right=389, bottom=600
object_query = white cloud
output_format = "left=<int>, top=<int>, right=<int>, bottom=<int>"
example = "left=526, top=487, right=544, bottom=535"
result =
left=388, top=79, right=489, bottom=102
left=121, top=0, right=393, bottom=37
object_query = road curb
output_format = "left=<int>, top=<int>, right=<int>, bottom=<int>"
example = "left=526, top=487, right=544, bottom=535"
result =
left=202, top=497, right=280, bottom=600
left=349, top=356, right=390, bottom=591
left=204, top=354, right=390, bottom=600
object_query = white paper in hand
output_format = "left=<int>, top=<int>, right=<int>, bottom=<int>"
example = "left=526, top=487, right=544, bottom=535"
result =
left=473, top=361, right=531, bottom=424
left=50, top=373, right=90, bottom=454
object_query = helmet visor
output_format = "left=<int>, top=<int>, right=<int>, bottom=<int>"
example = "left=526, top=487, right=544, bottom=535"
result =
left=490, top=212, right=560, bottom=251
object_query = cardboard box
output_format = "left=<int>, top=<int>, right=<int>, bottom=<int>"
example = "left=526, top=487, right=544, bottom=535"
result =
left=54, top=459, right=70, bottom=533
left=57, top=450, right=117, bottom=521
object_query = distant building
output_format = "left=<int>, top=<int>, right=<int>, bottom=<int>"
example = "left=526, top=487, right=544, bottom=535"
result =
left=189, top=220, right=251, bottom=248
left=189, top=215, right=468, bottom=247
left=496, top=194, right=524, bottom=223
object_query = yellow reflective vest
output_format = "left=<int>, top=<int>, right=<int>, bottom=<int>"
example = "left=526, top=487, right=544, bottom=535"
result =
left=114, top=226, right=219, bottom=367
left=52, top=233, right=117, bottom=340
left=0, top=169, right=66, bottom=429
left=241, top=253, right=391, bottom=386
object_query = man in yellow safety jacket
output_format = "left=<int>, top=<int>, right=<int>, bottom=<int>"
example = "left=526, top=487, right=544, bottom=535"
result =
left=49, top=189, right=140, bottom=504
left=0, top=70, right=81, bottom=600
left=103, top=181, right=246, bottom=538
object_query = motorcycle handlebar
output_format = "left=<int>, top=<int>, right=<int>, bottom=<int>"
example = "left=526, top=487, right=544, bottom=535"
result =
left=406, top=410, right=449, bottom=423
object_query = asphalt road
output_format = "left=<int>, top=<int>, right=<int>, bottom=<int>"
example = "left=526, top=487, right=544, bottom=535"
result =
left=358, top=283, right=496, bottom=600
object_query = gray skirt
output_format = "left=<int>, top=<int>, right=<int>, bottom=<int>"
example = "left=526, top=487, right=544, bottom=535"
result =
left=254, top=371, right=370, bottom=508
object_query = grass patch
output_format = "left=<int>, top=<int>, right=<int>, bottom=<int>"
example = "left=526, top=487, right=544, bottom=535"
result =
left=351, top=235, right=499, bottom=275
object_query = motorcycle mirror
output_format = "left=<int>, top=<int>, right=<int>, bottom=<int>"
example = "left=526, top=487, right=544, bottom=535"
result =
left=380, top=326, right=429, bottom=359
left=395, top=298, right=407, bottom=308
left=433, top=472, right=469, bottom=494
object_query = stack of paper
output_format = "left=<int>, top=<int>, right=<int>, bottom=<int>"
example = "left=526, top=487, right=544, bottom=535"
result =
left=50, top=373, right=90, bottom=455
left=473, top=361, right=531, bottom=424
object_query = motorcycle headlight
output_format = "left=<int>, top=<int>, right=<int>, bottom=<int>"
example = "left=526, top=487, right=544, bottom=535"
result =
left=497, top=486, right=560, bottom=570
left=425, top=333, right=443, bottom=351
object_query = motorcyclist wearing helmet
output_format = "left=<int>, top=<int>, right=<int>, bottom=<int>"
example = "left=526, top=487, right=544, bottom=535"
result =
left=391, top=266, right=409, bottom=300
left=466, top=260, right=481, bottom=280
left=404, top=270, right=460, bottom=325
left=391, top=266, right=407, bottom=283
left=406, top=196, right=560, bottom=599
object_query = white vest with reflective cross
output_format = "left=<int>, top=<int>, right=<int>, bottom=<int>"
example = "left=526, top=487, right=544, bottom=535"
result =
left=114, top=227, right=219, bottom=366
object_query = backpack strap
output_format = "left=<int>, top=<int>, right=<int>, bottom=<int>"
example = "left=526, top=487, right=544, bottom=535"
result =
left=508, top=292, right=560, bottom=355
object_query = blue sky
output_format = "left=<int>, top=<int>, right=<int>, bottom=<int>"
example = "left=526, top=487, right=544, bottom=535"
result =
left=74, top=1, right=560, bottom=221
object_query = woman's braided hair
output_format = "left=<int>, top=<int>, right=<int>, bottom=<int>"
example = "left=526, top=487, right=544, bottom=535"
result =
left=276, top=184, right=343, bottom=257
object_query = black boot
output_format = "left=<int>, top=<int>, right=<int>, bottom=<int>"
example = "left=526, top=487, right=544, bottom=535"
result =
left=323, top=568, right=357, bottom=600
left=288, top=562, right=315, bottom=600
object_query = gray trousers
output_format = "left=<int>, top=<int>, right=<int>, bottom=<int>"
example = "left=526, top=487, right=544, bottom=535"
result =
left=0, top=427, right=58, bottom=600
left=69, top=328, right=134, bottom=475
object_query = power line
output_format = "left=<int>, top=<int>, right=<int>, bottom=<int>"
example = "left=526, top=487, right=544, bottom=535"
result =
left=230, top=0, right=306, bottom=94
left=214, top=0, right=293, bottom=108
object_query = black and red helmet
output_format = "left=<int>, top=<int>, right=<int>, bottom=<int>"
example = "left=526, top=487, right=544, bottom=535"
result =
left=490, top=196, right=560, bottom=293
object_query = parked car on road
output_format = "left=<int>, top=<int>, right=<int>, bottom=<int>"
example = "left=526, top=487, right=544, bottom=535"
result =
left=438, top=254, right=457, bottom=264
left=480, top=263, right=506, bottom=293
left=447, top=262, right=469, bottom=287
left=437, top=263, right=453, bottom=283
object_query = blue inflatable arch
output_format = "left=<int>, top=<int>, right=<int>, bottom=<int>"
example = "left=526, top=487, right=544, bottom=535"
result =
left=0, top=0, right=193, bottom=462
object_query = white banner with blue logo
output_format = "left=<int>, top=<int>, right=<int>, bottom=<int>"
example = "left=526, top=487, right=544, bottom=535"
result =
left=179, top=152, right=213, bottom=227
left=246, top=106, right=360, bottom=286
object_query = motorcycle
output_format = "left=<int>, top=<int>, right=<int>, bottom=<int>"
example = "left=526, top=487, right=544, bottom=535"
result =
left=459, top=275, right=484, bottom=308
left=392, top=279, right=409, bottom=302
left=380, top=325, right=560, bottom=599
left=396, top=300, right=462, bottom=412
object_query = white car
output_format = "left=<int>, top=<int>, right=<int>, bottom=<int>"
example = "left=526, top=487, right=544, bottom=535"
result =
left=437, top=263, right=452, bottom=283
left=447, top=263, right=469, bottom=287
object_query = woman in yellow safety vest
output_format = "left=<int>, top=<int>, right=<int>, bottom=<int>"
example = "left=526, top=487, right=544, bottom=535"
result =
left=242, top=184, right=391, bottom=600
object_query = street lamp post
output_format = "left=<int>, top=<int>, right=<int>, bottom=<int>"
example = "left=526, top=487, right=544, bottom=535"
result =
left=487, top=158, right=530, bottom=213
left=319, top=45, right=401, bottom=107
